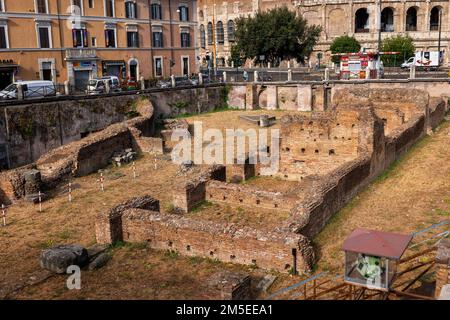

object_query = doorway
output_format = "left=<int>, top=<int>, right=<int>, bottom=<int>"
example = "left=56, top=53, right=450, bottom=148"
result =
left=182, top=57, right=189, bottom=76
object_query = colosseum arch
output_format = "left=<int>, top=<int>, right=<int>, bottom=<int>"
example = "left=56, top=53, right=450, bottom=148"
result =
left=355, top=8, right=370, bottom=33
left=406, top=6, right=418, bottom=31
left=430, top=6, right=443, bottom=31
left=328, top=8, right=347, bottom=36
left=381, top=7, right=394, bottom=32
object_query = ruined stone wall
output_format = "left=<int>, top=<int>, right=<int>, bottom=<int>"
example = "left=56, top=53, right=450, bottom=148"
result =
left=228, top=80, right=450, bottom=113
left=120, top=208, right=315, bottom=273
left=206, top=180, right=295, bottom=212
left=278, top=109, right=360, bottom=180
left=173, top=165, right=226, bottom=213
left=95, top=195, right=160, bottom=245
left=0, top=86, right=226, bottom=170
left=292, top=157, right=373, bottom=237
left=1, top=95, right=144, bottom=169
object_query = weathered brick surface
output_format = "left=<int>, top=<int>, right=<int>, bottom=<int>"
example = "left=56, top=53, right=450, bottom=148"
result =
left=173, top=165, right=226, bottom=213
left=206, top=180, right=295, bottom=212
left=95, top=195, right=160, bottom=244
left=121, top=208, right=315, bottom=273
left=207, top=271, right=252, bottom=300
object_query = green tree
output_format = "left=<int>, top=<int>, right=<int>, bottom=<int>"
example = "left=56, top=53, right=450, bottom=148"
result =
left=330, top=36, right=361, bottom=63
left=381, top=35, right=415, bottom=67
left=233, top=6, right=322, bottom=65
left=228, top=44, right=244, bottom=68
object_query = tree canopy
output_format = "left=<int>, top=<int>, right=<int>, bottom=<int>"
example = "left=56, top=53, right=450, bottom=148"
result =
left=233, top=6, right=322, bottom=65
left=381, top=35, right=415, bottom=67
left=330, top=36, right=361, bottom=63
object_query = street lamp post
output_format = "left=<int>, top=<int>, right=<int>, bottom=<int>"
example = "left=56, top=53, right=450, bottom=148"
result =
left=377, top=0, right=382, bottom=51
left=438, top=8, right=442, bottom=66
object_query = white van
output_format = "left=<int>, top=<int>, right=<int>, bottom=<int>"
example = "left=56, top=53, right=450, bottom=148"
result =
left=0, top=81, right=56, bottom=100
left=86, top=76, right=121, bottom=94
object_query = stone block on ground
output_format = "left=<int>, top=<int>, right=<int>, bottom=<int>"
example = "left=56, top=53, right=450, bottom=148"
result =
left=88, top=252, right=111, bottom=271
left=40, top=244, right=89, bottom=274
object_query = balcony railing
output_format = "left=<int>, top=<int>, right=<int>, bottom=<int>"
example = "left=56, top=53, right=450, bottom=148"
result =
left=65, top=48, right=98, bottom=60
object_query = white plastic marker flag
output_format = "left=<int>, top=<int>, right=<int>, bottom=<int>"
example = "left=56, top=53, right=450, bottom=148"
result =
left=1, top=204, right=6, bottom=227
left=100, top=173, right=105, bottom=192
left=38, top=191, right=42, bottom=212
left=68, top=182, right=73, bottom=202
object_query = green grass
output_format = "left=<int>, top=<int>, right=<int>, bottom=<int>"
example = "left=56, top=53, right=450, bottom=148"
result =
left=172, top=106, right=240, bottom=119
left=190, top=201, right=214, bottom=213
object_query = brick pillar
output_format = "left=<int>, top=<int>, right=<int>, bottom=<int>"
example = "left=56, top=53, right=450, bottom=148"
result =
left=435, top=239, right=450, bottom=298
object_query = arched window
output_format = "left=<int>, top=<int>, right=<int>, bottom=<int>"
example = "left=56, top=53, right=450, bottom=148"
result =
left=355, top=8, right=369, bottom=33
left=200, top=24, right=206, bottom=49
left=381, top=8, right=394, bottom=32
left=207, top=22, right=213, bottom=45
left=227, top=20, right=235, bottom=42
left=406, top=7, right=418, bottom=31
left=430, top=6, right=442, bottom=31
left=216, top=21, right=224, bottom=44
left=199, top=10, right=204, bottom=21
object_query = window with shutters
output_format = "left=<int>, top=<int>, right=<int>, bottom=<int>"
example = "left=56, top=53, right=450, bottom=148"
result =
left=0, top=26, right=8, bottom=49
left=127, top=31, right=139, bottom=47
left=151, top=3, right=162, bottom=19
left=105, top=28, right=116, bottom=48
left=179, top=5, right=189, bottom=21
left=152, top=31, right=163, bottom=48
left=125, top=1, right=137, bottom=19
left=181, top=31, right=190, bottom=48
left=73, top=29, right=88, bottom=47
left=35, top=0, right=48, bottom=14
left=38, top=26, right=51, bottom=48
left=105, top=0, right=115, bottom=17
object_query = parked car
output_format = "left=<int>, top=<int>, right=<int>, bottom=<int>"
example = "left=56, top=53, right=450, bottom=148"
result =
left=257, top=71, right=273, bottom=82
left=86, top=76, right=121, bottom=94
left=0, top=80, right=56, bottom=100
left=156, top=76, right=198, bottom=88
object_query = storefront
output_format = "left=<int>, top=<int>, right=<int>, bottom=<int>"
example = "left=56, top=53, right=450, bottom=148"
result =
left=102, top=60, right=126, bottom=80
left=0, top=59, right=19, bottom=90
left=70, top=61, right=98, bottom=91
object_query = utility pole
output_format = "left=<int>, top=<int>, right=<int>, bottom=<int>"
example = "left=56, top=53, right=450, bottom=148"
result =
left=168, top=0, right=175, bottom=77
left=211, top=0, right=217, bottom=77
left=438, top=8, right=442, bottom=66
left=377, top=0, right=382, bottom=51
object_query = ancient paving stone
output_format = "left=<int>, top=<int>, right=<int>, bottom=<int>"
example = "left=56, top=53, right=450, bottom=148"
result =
left=40, top=244, right=89, bottom=274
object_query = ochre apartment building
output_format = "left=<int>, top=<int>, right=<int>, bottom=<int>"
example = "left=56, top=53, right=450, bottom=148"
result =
left=0, top=0, right=199, bottom=90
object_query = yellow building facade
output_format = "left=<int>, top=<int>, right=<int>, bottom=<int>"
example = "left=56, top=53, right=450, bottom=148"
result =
left=0, top=0, right=199, bottom=90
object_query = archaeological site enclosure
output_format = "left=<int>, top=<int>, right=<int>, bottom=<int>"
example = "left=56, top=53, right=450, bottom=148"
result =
left=0, top=79, right=448, bottom=279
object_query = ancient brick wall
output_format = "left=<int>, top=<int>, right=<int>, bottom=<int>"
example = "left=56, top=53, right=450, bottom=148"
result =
left=278, top=109, right=360, bottom=180
left=173, top=165, right=226, bottom=213
left=95, top=195, right=160, bottom=245
left=206, top=180, right=295, bottom=212
left=292, top=157, right=372, bottom=237
left=120, top=208, right=315, bottom=273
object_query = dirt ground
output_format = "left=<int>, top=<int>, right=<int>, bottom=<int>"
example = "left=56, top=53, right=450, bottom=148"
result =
left=1, top=111, right=449, bottom=300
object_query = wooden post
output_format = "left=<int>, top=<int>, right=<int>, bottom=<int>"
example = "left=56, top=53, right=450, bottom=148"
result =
left=100, top=173, right=104, bottom=192
left=132, top=162, right=137, bottom=179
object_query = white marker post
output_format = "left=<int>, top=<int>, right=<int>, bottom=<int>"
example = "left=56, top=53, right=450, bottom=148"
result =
left=132, top=162, right=137, bottom=179
left=100, top=173, right=104, bottom=192
left=68, top=182, right=72, bottom=202
left=1, top=204, right=6, bottom=227
left=38, top=191, right=42, bottom=212
left=154, top=157, right=157, bottom=170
